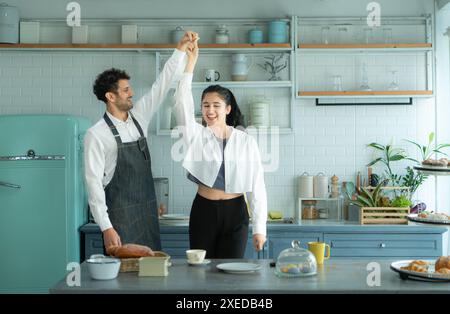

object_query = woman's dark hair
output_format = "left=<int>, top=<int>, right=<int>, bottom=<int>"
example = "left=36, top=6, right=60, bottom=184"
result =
left=93, top=68, right=130, bottom=104
left=201, top=85, right=246, bottom=128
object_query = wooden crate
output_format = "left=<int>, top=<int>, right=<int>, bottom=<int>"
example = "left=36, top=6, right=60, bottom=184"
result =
left=348, top=205, right=410, bottom=225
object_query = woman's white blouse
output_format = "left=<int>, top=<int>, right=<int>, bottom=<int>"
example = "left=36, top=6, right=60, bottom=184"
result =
left=173, top=73, right=267, bottom=236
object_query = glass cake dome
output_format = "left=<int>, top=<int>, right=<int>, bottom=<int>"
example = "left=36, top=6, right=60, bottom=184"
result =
left=275, top=240, right=317, bottom=278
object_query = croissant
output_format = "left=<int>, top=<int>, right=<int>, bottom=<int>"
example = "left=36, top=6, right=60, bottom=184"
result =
left=107, top=243, right=155, bottom=258
left=435, top=256, right=450, bottom=271
left=436, top=268, right=450, bottom=274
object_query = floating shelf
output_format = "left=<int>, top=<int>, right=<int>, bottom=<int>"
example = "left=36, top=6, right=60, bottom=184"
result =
left=0, top=43, right=292, bottom=51
left=157, top=127, right=293, bottom=136
left=191, top=81, right=292, bottom=88
left=298, top=90, right=433, bottom=97
left=298, top=43, right=432, bottom=49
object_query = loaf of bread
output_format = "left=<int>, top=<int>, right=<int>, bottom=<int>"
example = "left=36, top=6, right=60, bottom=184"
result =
left=435, top=256, right=450, bottom=271
left=107, top=244, right=155, bottom=258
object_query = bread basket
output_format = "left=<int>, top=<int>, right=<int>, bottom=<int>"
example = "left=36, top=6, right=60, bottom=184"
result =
left=120, top=251, right=170, bottom=272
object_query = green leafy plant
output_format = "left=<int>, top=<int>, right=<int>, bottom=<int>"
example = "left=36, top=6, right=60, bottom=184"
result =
left=391, top=195, right=412, bottom=208
left=366, top=143, right=415, bottom=185
left=404, top=132, right=450, bottom=162
left=347, top=180, right=387, bottom=208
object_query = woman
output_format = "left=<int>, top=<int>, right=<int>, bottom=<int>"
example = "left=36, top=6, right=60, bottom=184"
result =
left=174, top=39, right=267, bottom=258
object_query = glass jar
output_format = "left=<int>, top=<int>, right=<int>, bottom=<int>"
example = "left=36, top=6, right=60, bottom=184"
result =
left=302, top=200, right=318, bottom=219
left=275, top=240, right=317, bottom=277
left=318, top=208, right=329, bottom=219
left=215, top=25, right=229, bottom=44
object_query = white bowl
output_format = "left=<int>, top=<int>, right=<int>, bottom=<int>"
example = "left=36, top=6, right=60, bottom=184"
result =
left=86, top=254, right=121, bottom=280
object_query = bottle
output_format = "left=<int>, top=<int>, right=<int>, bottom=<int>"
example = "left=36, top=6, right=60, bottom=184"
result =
left=342, top=182, right=350, bottom=220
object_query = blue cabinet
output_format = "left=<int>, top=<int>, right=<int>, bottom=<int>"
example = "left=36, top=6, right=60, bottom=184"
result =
left=268, top=232, right=322, bottom=259
left=81, top=224, right=446, bottom=262
left=324, top=233, right=443, bottom=259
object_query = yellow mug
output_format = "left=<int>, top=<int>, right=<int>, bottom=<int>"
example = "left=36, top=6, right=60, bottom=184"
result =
left=308, top=242, right=331, bottom=264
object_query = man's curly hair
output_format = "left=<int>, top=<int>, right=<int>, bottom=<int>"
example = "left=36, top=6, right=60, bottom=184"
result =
left=93, top=68, right=130, bottom=104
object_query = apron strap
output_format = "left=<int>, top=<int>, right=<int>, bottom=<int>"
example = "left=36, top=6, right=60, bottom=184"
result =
left=103, top=113, right=122, bottom=145
left=129, top=111, right=145, bottom=138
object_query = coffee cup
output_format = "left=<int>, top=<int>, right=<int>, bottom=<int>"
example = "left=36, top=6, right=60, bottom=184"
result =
left=308, top=242, right=330, bottom=265
left=186, top=249, right=206, bottom=263
left=205, top=69, right=220, bottom=82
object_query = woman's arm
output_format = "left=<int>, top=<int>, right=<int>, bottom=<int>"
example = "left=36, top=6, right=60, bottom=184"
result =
left=246, top=137, right=268, bottom=251
left=173, top=39, right=202, bottom=145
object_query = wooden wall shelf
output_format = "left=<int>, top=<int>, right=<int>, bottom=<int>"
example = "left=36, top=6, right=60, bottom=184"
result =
left=0, top=43, right=291, bottom=50
left=298, top=90, right=433, bottom=97
left=298, top=43, right=432, bottom=49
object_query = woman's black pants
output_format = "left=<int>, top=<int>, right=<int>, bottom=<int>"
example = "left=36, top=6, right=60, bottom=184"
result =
left=189, top=193, right=249, bottom=258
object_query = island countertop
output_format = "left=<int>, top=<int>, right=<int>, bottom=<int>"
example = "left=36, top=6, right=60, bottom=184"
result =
left=51, top=259, right=450, bottom=294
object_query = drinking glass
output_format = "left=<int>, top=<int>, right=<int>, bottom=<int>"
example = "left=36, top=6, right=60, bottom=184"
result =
left=321, top=26, right=330, bottom=44
left=363, top=27, right=373, bottom=44
left=359, top=62, right=371, bottom=91
left=337, top=27, right=348, bottom=44
left=332, top=75, right=343, bottom=91
left=383, top=28, right=393, bottom=44
left=388, top=70, right=399, bottom=90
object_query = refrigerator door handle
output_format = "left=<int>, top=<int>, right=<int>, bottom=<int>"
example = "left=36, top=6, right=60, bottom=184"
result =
left=0, top=181, right=21, bottom=189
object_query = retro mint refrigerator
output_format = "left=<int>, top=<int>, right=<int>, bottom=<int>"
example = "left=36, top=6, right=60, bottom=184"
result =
left=0, top=115, right=91, bottom=293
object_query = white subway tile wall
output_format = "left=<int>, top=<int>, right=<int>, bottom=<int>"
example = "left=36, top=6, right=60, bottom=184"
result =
left=0, top=51, right=437, bottom=217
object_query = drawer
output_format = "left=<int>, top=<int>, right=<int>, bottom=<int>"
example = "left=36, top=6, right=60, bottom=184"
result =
left=324, top=233, right=442, bottom=258
left=268, top=232, right=322, bottom=259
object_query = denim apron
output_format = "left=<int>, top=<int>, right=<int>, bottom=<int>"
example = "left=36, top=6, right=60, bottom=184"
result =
left=103, top=112, right=161, bottom=250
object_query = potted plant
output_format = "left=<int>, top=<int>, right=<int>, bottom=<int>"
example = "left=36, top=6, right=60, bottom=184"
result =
left=366, top=132, right=450, bottom=212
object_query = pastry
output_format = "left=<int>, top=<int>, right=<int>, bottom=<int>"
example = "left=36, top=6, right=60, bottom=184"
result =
left=436, top=268, right=450, bottom=274
left=435, top=256, right=450, bottom=271
left=400, top=260, right=429, bottom=273
left=422, top=158, right=448, bottom=167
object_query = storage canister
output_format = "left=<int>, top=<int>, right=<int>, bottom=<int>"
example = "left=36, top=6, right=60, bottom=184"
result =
left=171, top=26, right=185, bottom=44
left=268, top=20, right=287, bottom=43
left=313, top=172, right=329, bottom=198
left=0, top=3, right=19, bottom=43
left=298, top=172, right=313, bottom=198
left=215, top=25, right=229, bottom=44
left=248, top=27, right=263, bottom=44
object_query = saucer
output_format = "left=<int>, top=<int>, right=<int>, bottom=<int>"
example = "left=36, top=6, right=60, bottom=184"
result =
left=188, top=259, right=211, bottom=266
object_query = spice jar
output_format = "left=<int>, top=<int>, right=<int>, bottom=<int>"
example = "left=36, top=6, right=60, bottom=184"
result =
left=302, top=200, right=318, bottom=219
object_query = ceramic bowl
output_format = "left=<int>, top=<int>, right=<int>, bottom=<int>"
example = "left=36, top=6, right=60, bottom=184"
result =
left=86, top=254, right=121, bottom=280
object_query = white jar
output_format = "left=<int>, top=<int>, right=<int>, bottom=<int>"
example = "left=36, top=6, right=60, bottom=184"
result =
left=215, top=25, right=229, bottom=44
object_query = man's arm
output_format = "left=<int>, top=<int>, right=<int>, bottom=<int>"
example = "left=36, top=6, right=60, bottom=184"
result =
left=133, top=32, right=197, bottom=123
left=84, top=131, right=121, bottom=249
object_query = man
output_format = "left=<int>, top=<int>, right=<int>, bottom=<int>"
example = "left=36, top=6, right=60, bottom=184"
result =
left=84, top=32, right=197, bottom=253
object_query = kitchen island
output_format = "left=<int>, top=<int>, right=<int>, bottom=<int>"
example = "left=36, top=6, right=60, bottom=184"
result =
left=51, top=259, right=450, bottom=294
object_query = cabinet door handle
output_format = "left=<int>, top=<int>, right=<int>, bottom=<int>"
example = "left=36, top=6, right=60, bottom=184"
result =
left=379, top=243, right=386, bottom=248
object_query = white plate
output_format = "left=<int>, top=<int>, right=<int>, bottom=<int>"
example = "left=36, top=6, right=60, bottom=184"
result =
left=408, top=214, right=450, bottom=225
left=216, top=262, right=262, bottom=274
left=188, top=259, right=211, bottom=266
left=390, top=260, right=450, bottom=282
left=160, top=214, right=190, bottom=220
